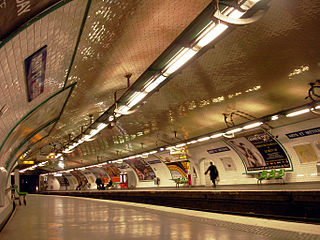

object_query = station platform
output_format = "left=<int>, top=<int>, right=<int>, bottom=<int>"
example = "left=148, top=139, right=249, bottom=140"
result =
left=40, top=182, right=320, bottom=223
left=1, top=194, right=320, bottom=240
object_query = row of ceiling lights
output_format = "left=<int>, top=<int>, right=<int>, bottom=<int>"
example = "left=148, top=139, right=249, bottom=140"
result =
left=60, top=0, right=263, bottom=155
left=40, top=102, right=320, bottom=175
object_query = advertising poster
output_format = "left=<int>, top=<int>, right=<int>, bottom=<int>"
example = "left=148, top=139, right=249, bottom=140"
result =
left=125, top=159, right=155, bottom=181
left=25, top=45, right=47, bottom=102
left=293, top=144, right=318, bottom=163
left=102, top=164, right=121, bottom=182
left=227, top=131, right=290, bottom=171
left=220, top=157, right=236, bottom=171
left=71, top=170, right=88, bottom=185
left=55, top=176, right=69, bottom=189
left=166, top=160, right=190, bottom=179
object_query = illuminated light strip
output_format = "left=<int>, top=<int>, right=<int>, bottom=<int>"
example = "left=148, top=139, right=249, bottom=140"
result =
left=225, top=128, right=243, bottom=134
left=271, top=115, right=278, bottom=121
left=243, top=122, right=263, bottom=129
left=127, top=92, right=147, bottom=108
left=187, top=140, right=197, bottom=145
left=116, top=105, right=131, bottom=115
left=162, top=48, right=198, bottom=76
left=286, top=108, right=310, bottom=117
left=148, top=150, right=158, bottom=155
left=19, top=161, right=48, bottom=173
left=195, top=23, right=229, bottom=48
left=197, top=136, right=211, bottom=142
left=144, top=75, right=167, bottom=93
left=175, top=143, right=186, bottom=148
left=210, top=133, right=223, bottom=139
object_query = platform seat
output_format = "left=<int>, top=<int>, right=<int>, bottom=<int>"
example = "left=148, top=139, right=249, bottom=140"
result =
left=172, top=178, right=189, bottom=187
left=256, top=169, right=285, bottom=184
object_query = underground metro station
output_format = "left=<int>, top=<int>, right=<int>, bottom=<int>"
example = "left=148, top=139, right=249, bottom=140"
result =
left=1, top=0, right=320, bottom=239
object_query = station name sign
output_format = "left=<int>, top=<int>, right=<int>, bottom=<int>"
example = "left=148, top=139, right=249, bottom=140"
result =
left=286, top=127, right=320, bottom=139
left=207, top=146, right=230, bottom=154
left=0, top=0, right=59, bottom=42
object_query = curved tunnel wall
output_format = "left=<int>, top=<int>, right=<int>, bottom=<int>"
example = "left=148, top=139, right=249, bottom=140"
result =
left=42, top=118, right=320, bottom=190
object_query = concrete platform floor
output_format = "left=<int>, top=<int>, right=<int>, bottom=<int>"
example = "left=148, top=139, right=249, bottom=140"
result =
left=1, top=195, right=320, bottom=240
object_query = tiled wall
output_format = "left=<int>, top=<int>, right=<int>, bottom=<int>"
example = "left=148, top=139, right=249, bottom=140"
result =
left=189, top=118, right=320, bottom=185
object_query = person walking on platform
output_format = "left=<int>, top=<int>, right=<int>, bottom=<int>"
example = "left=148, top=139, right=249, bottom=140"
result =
left=205, top=162, right=219, bottom=187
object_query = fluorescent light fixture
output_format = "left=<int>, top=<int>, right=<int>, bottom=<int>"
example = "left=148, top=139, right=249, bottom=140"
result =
left=176, top=143, right=186, bottom=148
left=243, top=122, right=263, bottom=129
left=187, top=140, right=197, bottom=145
left=271, top=115, right=279, bottom=121
left=228, top=9, right=245, bottom=19
left=116, top=105, right=130, bottom=114
left=196, top=23, right=228, bottom=48
left=148, top=150, right=158, bottom=154
left=286, top=108, right=310, bottom=117
left=197, top=136, right=211, bottom=142
left=127, top=92, right=147, bottom=108
left=108, top=115, right=114, bottom=121
left=210, top=133, right=223, bottom=139
left=144, top=75, right=167, bottom=93
left=166, top=146, right=175, bottom=150
left=163, top=48, right=198, bottom=76
left=58, top=161, right=64, bottom=169
left=225, top=128, right=243, bottom=134
left=159, top=147, right=165, bottom=151
left=96, top=122, right=108, bottom=131
left=62, top=149, right=74, bottom=154
left=82, top=123, right=108, bottom=141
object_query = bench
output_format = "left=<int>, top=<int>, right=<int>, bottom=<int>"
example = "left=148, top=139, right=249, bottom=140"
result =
left=10, top=185, right=27, bottom=205
left=171, top=178, right=189, bottom=187
left=256, top=169, right=285, bottom=184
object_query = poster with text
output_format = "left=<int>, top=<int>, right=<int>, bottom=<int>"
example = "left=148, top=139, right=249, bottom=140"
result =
left=25, top=45, right=47, bottom=102
left=102, top=164, right=121, bottom=182
left=125, top=159, right=155, bottom=181
left=166, top=160, right=190, bottom=179
left=227, top=131, right=290, bottom=171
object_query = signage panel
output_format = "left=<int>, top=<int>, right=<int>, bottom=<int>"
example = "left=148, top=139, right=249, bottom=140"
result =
left=25, top=45, right=47, bottom=102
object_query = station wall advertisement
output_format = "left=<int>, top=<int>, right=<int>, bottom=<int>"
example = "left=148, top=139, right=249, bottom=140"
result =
left=102, top=164, right=121, bottom=182
left=125, top=159, right=155, bottom=181
left=225, top=130, right=291, bottom=172
left=166, top=161, right=190, bottom=179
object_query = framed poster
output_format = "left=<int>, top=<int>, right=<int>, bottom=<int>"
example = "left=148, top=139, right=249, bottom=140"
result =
left=220, top=156, right=236, bottom=171
left=293, top=144, right=318, bottom=163
left=25, top=45, right=47, bottom=102
left=226, top=131, right=290, bottom=172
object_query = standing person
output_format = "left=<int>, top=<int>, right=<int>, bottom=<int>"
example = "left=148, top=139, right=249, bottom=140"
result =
left=95, top=177, right=103, bottom=190
left=205, top=162, right=219, bottom=187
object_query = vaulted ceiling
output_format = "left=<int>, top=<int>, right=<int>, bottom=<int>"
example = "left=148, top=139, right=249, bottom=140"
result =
left=1, top=0, right=319, bottom=172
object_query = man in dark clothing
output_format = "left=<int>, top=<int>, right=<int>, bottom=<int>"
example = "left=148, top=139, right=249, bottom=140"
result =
left=205, top=162, right=219, bottom=187
left=95, top=177, right=103, bottom=190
